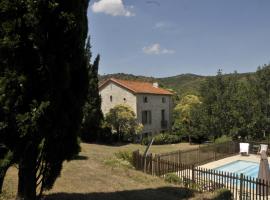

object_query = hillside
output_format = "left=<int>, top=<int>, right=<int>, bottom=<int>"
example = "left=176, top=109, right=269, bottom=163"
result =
left=99, top=73, right=206, bottom=97
left=99, top=72, right=254, bottom=98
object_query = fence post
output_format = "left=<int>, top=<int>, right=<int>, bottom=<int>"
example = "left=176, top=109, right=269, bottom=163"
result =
left=178, top=150, right=180, bottom=164
left=149, top=153, right=152, bottom=175
left=192, top=165, right=195, bottom=183
left=132, top=150, right=139, bottom=169
left=157, top=154, right=160, bottom=176
left=239, top=173, right=243, bottom=200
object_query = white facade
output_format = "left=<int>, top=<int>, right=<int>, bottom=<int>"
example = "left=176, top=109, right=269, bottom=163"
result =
left=99, top=81, right=173, bottom=135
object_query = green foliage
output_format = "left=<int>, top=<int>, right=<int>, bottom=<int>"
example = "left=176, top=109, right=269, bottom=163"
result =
left=0, top=0, right=90, bottom=199
left=81, top=40, right=103, bottom=142
left=114, top=151, right=133, bottom=164
left=164, top=173, right=182, bottom=185
left=99, top=72, right=254, bottom=100
left=104, top=151, right=133, bottom=169
left=154, top=133, right=181, bottom=145
left=105, top=104, right=143, bottom=142
left=214, top=135, right=232, bottom=144
left=173, top=95, right=202, bottom=143
left=142, top=133, right=181, bottom=145
left=212, top=189, right=233, bottom=200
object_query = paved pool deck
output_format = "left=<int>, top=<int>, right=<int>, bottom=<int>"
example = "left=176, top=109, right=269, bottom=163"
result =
left=199, top=154, right=270, bottom=169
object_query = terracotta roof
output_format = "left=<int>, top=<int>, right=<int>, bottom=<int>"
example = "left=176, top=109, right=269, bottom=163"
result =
left=99, top=78, right=173, bottom=95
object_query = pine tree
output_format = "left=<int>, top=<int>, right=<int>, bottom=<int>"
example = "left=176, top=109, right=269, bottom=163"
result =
left=0, top=0, right=90, bottom=199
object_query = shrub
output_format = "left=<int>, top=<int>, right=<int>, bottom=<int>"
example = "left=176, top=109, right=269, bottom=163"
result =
left=212, top=189, right=233, bottom=200
left=153, top=133, right=181, bottom=145
left=97, top=126, right=113, bottom=143
left=141, top=132, right=181, bottom=145
left=114, top=151, right=133, bottom=164
left=214, top=135, right=232, bottom=144
left=104, top=158, right=133, bottom=169
left=164, top=173, right=182, bottom=185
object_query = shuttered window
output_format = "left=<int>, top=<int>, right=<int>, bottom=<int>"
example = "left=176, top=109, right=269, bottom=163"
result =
left=142, top=110, right=152, bottom=125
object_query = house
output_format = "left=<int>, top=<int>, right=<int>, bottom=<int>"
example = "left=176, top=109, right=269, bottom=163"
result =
left=99, top=78, right=174, bottom=136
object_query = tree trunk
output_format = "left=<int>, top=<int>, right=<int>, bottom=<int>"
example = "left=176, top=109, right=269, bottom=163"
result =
left=16, top=147, right=37, bottom=200
left=0, top=151, right=13, bottom=193
left=0, top=164, right=10, bottom=193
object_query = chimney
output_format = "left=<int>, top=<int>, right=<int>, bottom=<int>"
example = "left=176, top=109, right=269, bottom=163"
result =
left=153, top=82, right=159, bottom=88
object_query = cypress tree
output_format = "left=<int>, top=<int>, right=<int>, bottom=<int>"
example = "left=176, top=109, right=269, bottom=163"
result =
left=81, top=39, right=103, bottom=142
left=0, top=0, right=90, bottom=199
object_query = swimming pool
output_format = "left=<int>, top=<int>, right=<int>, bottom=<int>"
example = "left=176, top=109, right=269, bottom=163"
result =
left=214, top=160, right=260, bottom=178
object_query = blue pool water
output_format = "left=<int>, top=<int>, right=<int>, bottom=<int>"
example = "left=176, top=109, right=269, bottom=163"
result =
left=214, top=160, right=260, bottom=178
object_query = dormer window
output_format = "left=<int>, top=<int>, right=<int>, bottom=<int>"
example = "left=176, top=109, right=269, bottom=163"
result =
left=143, top=96, right=148, bottom=103
left=110, top=95, right=113, bottom=102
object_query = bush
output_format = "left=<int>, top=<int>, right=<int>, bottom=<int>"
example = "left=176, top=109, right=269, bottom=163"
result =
left=96, top=126, right=113, bottom=143
left=212, top=189, right=233, bottom=200
left=154, top=133, right=181, bottom=145
left=214, top=135, right=232, bottom=144
left=142, top=133, right=181, bottom=145
left=164, top=173, right=182, bottom=185
left=114, top=151, right=133, bottom=164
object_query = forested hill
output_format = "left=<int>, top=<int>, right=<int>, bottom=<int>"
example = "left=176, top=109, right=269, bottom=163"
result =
left=99, top=72, right=254, bottom=97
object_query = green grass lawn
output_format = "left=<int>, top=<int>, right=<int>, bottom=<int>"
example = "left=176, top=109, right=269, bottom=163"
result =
left=1, top=142, right=219, bottom=200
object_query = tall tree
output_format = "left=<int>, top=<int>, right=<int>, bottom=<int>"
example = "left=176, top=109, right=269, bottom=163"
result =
left=199, top=70, right=239, bottom=139
left=254, top=65, right=270, bottom=138
left=81, top=40, right=103, bottom=142
left=173, top=94, right=201, bottom=143
left=0, top=0, right=90, bottom=199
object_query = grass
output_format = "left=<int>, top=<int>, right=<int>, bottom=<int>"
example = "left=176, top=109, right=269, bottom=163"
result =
left=1, top=142, right=210, bottom=200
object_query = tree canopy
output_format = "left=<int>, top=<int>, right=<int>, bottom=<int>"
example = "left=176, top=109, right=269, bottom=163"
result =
left=0, top=0, right=91, bottom=199
left=105, top=104, right=143, bottom=142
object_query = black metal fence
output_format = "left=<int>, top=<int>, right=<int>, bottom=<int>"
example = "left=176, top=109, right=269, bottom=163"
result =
left=155, top=141, right=239, bottom=165
left=133, top=150, right=270, bottom=200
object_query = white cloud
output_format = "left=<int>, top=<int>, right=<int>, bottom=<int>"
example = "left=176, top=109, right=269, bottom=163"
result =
left=142, top=43, right=175, bottom=55
left=92, top=0, right=135, bottom=17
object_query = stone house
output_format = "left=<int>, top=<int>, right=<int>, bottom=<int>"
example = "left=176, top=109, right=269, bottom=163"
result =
left=99, top=78, right=173, bottom=136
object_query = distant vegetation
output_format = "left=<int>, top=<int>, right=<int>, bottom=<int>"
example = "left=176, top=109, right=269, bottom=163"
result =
left=99, top=72, right=254, bottom=99
left=99, top=66, right=269, bottom=144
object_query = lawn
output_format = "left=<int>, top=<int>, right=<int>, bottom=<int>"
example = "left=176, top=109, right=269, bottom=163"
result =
left=1, top=142, right=215, bottom=200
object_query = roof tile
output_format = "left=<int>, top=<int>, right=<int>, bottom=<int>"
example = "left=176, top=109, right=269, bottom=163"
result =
left=99, top=78, right=173, bottom=95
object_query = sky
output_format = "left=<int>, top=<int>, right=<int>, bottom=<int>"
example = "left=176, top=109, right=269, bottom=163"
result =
left=88, top=0, right=270, bottom=77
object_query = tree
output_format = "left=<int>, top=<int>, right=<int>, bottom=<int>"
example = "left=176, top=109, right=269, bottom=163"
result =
left=254, top=65, right=270, bottom=138
left=199, top=70, right=240, bottom=139
left=173, top=95, right=201, bottom=143
left=0, top=0, right=90, bottom=199
left=105, top=104, right=143, bottom=142
left=81, top=40, right=103, bottom=142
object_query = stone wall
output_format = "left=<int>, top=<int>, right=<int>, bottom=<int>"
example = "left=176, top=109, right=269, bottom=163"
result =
left=99, top=83, right=172, bottom=135
left=136, top=94, right=172, bottom=135
left=99, top=82, right=137, bottom=115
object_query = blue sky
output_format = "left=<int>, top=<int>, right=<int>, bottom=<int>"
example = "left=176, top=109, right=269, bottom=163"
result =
left=88, top=0, right=270, bottom=77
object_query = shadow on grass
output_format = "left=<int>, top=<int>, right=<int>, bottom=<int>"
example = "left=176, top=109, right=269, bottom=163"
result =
left=72, top=155, right=88, bottom=160
left=45, top=187, right=195, bottom=200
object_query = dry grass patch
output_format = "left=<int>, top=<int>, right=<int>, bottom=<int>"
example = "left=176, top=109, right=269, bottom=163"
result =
left=1, top=142, right=200, bottom=200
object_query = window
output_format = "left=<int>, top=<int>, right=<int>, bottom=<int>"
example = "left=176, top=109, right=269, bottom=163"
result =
left=123, top=98, right=126, bottom=102
left=161, top=109, right=165, bottom=121
left=162, top=97, right=166, bottom=103
left=110, top=95, right=112, bottom=102
left=143, top=96, right=148, bottom=103
left=142, top=110, right=152, bottom=125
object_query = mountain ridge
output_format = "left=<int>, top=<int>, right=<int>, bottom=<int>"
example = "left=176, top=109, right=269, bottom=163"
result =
left=99, top=72, right=254, bottom=98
